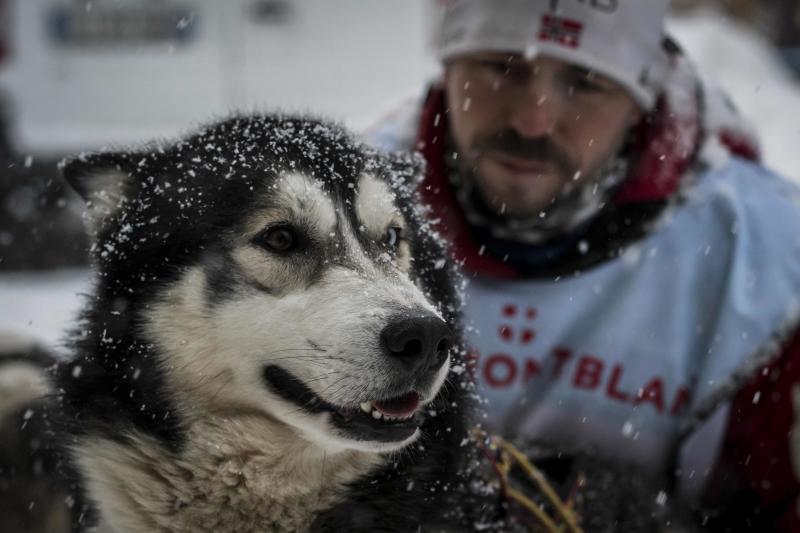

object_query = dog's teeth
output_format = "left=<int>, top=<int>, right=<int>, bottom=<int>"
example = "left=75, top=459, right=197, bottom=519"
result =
left=359, top=402, right=373, bottom=414
left=372, top=409, right=382, bottom=420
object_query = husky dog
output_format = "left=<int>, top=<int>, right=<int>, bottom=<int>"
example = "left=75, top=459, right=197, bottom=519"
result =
left=55, top=116, right=475, bottom=532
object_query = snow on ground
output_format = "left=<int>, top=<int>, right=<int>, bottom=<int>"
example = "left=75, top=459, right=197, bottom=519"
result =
left=3, top=7, right=800, bottom=354
left=0, top=269, right=91, bottom=356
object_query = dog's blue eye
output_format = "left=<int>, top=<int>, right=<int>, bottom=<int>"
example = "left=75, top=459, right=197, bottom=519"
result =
left=258, top=226, right=297, bottom=253
left=386, top=226, right=402, bottom=248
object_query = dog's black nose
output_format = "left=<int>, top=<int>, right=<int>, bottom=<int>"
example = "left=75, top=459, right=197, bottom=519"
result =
left=381, top=315, right=453, bottom=374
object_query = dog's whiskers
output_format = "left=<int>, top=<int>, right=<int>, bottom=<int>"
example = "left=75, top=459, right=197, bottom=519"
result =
left=281, top=373, right=359, bottom=417
left=303, top=370, right=346, bottom=385
left=270, top=347, right=331, bottom=354
left=314, top=375, right=363, bottom=405
left=268, top=354, right=342, bottom=363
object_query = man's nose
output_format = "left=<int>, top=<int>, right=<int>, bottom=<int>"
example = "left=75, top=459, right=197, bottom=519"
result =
left=509, top=82, right=560, bottom=138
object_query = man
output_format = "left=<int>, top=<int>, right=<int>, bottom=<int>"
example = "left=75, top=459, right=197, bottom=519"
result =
left=368, top=0, right=800, bottom=529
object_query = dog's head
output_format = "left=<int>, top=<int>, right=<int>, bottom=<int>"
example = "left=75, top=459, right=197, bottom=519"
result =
left=61, top=116, right=463, bottom=453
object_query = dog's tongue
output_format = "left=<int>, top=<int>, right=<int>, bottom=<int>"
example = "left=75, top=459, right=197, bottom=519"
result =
left=374, top=392, right=421, bottom=417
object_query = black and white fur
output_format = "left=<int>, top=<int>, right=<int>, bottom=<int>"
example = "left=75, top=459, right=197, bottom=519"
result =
left=0, top=333, right=74, bottom=533
left=55, top=116, right=477, bottom=532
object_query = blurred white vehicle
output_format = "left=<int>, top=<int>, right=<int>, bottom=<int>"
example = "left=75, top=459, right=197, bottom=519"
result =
left=0, top=0, right=434, bottom=156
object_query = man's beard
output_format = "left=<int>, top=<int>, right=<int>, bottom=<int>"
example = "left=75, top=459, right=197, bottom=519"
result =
left=449, top=131, right=630, bottom=245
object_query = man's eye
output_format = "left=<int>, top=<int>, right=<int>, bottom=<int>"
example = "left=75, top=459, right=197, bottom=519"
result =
left=574, top=79, right=604, bottom=93
left=385, top=226, right=403, bottom=249
left=255, top=225, right=299, bottom=253
left=567, top=72, right=608, bottom=94
left=478, top=60, right=509, bottom=75
left=478, top=59, right=529, bottom=82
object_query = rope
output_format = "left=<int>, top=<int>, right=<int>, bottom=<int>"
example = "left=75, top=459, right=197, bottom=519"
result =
left=473, top=429, right=584, bottom=533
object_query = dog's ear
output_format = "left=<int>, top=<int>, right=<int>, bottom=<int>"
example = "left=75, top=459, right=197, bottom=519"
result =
left=384, top=151, right=426, bottom=189
left=60, top=152, right=135, bottom=235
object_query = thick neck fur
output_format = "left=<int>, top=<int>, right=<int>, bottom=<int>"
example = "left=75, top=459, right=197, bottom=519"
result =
left=75, top=414, right=382, bottom=532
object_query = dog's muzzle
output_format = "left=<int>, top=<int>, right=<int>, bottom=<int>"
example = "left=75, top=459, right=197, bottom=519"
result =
left=263, top=312, right=454, bottom=446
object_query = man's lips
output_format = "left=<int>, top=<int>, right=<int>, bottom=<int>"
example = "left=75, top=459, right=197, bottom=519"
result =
left=486, top=152, right=552, bottom=175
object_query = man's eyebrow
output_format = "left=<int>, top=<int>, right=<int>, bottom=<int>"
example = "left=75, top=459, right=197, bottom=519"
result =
left=565, top=64, right=617, bottom=85
left=565, top=64, right=595, bottom=78
left=474, top=52, right=520, bottom=62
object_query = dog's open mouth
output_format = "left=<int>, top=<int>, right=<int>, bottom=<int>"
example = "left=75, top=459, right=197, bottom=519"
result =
left=333, top=391, right=423, bottom=441
left=359, top=392, right=421, bottom=421
left=263, top=365, right=425, bottom=443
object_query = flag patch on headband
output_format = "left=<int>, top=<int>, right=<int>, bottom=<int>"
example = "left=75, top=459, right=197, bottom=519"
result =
left=538, top=14, right=583, bottom=48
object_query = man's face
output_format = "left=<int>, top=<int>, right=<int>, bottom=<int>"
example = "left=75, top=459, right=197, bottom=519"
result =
left=444, top=53, right=643, bottom=217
